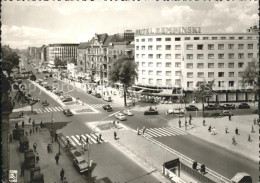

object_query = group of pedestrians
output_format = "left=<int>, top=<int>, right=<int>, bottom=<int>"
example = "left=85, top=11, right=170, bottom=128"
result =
left=137, top=126, right=146, bottom=135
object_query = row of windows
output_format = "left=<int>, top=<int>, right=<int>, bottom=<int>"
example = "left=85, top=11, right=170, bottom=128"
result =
left=186, top=62, right=245, bottom=68
left=137, top=62, right=181, bottom=67
left=136, top=44, right=257, bottom=51
left=136, top=36, right=257, bottom=42
left=187, top=81, right=237, bottom=87
left=136, top=53, right=256, bottom=59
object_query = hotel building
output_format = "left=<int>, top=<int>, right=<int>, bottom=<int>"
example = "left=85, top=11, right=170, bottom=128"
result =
left=135, top=26, right=259, bottom=102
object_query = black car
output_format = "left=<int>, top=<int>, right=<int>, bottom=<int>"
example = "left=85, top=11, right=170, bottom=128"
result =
left=103, top=105, right=113, bottom=112
left=95, top=93, right=101, bottom=98
left=219, top=104, right=236, bottom=110
left=237, top=103, right=250, bottom=109
left=144, top=108, right=159, bottom=115
left=185, top=105, right=199, bottom=111
left=204, top=105, right=218, bottom=111
left=63, top=109, right=73, bottom=117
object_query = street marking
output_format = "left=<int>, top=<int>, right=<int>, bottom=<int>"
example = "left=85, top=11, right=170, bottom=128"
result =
left=148, top=128, right=164, bottom=137
left=76, top=135, right=85, bottom=145
left=168, top=127, right=187, bottom=135
left=44, top=108, right=50, bottom=112
left=65, top=136, right=76, bottom=146
left=157, top=128, right=175, bottom=136
left=146, top=129, right=160, bottom=137
left=71, top=135, right=81, bottom=145
left=58, top=107, right=64, bottom=111
left=85, top=134, right=95, bottom=144
left=90, top=133, right=98, bottom=143
left=52, top=107, right=57, bottom=112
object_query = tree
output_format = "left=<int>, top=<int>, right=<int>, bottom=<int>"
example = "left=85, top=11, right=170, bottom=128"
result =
left=2, top=46, right=20, bottom=78
left=241, top=58, right=259, bottom=101
left=54, top=57, right=65, bottom=68
left=109, top=55, right=138, bottom=106
left=193, top=80, right=214, bottom=117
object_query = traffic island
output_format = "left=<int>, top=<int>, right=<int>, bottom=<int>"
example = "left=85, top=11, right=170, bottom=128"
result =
left=86, top=120, right=127, bottom=133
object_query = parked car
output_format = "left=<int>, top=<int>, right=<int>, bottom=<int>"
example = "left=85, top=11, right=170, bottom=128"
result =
left=185, top=105, right=199, bottom=111
left=237, top=103, right=250, bottom=109
left=123, top=110, right=133, bottom=116
left=219, top=104, right=236, bottom=110
left=144, top=107, right=159, bottom=115
left=73, top=156, right=89, bottom=173
left=87, top=90, right=92, bottom=94
left=115, top=112, right=126, bottom=121
left=221, top=110, right=234, bottom=116
left=103, top=104, right=113, bottom=112
left=205, top=105, right=218, bottom=111
left=61, top=97, right=73, bottom=102
left=63, top=109, right=73, bottom=117
left=95, top=93, right=101, bottom=98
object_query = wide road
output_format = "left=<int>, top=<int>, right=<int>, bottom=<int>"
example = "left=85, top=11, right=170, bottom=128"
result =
left=25, top=61, right=258, bottom=182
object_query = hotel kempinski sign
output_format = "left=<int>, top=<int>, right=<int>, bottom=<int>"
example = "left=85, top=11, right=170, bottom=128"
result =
left=135, top=27, right=201, bottom=35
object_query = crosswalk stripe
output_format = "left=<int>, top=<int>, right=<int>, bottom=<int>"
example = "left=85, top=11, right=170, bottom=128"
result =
left=80, top=135, right=88, bottom=144
left=35, top=109, right=40, bottom=113
left=66, top=136, right=76, bottom=146
left=58, top=107, right=64, bottom=111
left=144, top=133, right=152, bottom=138
left=75, top=135, right=85, bottom=144
left=90, top=134, right=98, bottom=143
left=148, top=128, right=163, bottom=137
left=157, top=128, right=175, bottom=136
left=168, top=127, right=187, bottom=135
left=52, top=107, right=57, bottom=112
left=53, top=107, right=59, bottom=111
left=71, top=135, right=81, bottom=145
left=146, top=129, right=159, bottom=137
left=85, top=134, right=94, bottom=144
left=153, top=128, right=170, bottom=136
left=44, top=108, right=50, bottom=112
left=161, top=128, right=179, bottom=136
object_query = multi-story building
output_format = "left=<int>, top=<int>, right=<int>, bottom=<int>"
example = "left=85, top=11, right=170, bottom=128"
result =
left=135, top=26, right=259, bottom=102
left=46, top=43, right=79, bottom=68
left=40, top=45, right=47, bottom=64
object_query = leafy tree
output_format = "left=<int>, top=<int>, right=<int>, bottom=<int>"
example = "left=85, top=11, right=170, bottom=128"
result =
left=2, top=46, right=20, bottom=78
left=109, top=55, right=138, bottom=106
left=241, top=58, right=259, bottom=101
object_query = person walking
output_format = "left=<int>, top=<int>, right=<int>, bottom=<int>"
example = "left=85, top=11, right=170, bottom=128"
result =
left=203, top=119, right=206, bottom=126
left=20, top=163, right=25, bottom=177
left=60, top=169, right=65, bottom=181
left=235, top=127, right=239, bottom=135
left=32, top=127, right=35, bottom=134
left=22, top=121, right=24, bottom=128
left=142, top=126, right=146, bottom=134
left=228, top=114, right=231, bottom=121
left=114, top=131, right=117, bottom=140
left=248, top=134, right=252, bottom=142
left=32, top=120, right=35, bottom=128
left=55, top=154, right=60, bottom=165
left=185, top=121, right=187, bottom=130
left=28, top=117, right=31, bottom=123
left=33, top=143, right=37, bottom=152
left=85, top=136, right=89, bottom=144
left=251, top=125, right=254, bottom=133
left=225, top=126, right=228, bottom=134
left=253, top=118, right=256, bottom=125
left=189, top=114, right=192, bottom=121
left=35, top=126, right=38, bottom=133
left=208, top=125, right=211, bottom=132
left=99, top=134, right=102, bottom=141
left=178, top=120, right=181, bottom=128
left=137, top=127, right=139, bottom=135
left=232, top=136, right=236, bottom=145
left=40, top=121, right=43, bottom=128
left=36, top=153, right=39, bottom=163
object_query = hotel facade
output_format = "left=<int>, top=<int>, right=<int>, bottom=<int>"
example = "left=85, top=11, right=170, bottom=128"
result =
left=135, top=26, right=259, bottom=102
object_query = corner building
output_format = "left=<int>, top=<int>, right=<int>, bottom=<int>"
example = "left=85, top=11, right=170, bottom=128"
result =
left=135, top=26, right=259, bottom=102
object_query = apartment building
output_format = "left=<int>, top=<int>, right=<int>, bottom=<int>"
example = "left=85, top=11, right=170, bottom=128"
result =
left=135, top=26, right=259, bottom=102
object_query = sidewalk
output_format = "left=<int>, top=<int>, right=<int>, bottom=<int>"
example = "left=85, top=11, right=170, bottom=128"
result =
left=166, top=114, right=258, bottom=163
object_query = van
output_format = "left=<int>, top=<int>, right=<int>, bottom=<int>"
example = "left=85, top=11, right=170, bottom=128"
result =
left=19, top=136, right=29, bottom=152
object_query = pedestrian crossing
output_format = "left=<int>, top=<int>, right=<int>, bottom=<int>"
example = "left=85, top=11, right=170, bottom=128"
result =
left=143, top=127, right=188, bottom=138
left=35, top=106, right=64, bottom=114
left=87, top=104, right=123, bottom=109
left=60, top=133, right=107, bottom=147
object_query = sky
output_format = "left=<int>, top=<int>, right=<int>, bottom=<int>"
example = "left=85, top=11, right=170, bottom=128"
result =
left=1, top=0, right=258, bottom=49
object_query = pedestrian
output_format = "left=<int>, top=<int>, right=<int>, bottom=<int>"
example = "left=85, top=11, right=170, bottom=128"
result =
left=189, top=118, right=192, bottom=125
left=99, top=134, right=102, bottom=141
left=22, top=121, right=24, bottom=128
left=63, top=177, right=68, bottom=183
left=35, top=126, right=38, bottom=133
left=178, top=120, right=181, bottom=128
left=142, top=126, right=146, bottom=134
left=32, top=121, right=35, bottom=127
left=66, top=138, right=70, bottom=147
left=29, top=129, right=32, bottom=136
left=251, top=125, right=254, bottom=133
left=211, top=127, right=215, bottom=135
left=248, top=134, right=252, bottom=142
left=33, top=143, right=37, bottom=152
left=200, top=164, right=206, bottom=174
left=60, top=169, right=65, bottom=181
left=228, top=114, right=231, bottom=121
left=20, top=163, right=25, bottom=177
left=96, top=136, right=100, bottom=143
left=203, top=119, right=206, bottom=126
left=235, top=127, right=239, bottom=135
left=114, top=131, right=117, bottom=140
left=189, top=114, right=192, bottom=121
left=185, top=121, right=187, bottom=130
left=55, top=133, right=58, bottom=142
left=9, top=134, right=13, bottom=143
left=85, top=136, right=89, bottom=144
left=36, top=153, right=39, bottom=163
left=55, top=154, right=59, bottom=165
left=225, top=126, right=228, bottom=134
left=208, top=125, right=211, bottom=132
left=232, top=136, right=236, bottom=145
left=137, top=127, right=139, bottom=135
left=29, top=117, right=31, bottom=123
left=40, top=121, right=43, bottom=128
left=253, top=118, right=256, bottom=125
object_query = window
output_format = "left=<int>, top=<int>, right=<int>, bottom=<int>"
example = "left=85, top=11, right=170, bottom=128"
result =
left=238, top=37, right=244, bottom=40
left=148, top=54, right=153, bottom=59
left=248, top=53, right=253, bottom=58
left=148, top=46, right=153, bottom=50
left=218, top=81, right=225, bottom=87
left=228, top=44, right=234, bottom=50
left=228, top=63, right=234, bottom=68
left=218, top=54, right=224, bottom=59
left=208, top=63, right=214, bottom=68
left=187, top=63, right=193, bottom=69
left=187, top=72, right=193, bottom=78
left=166, top=62, right=171, bottom=67
left=142, top=70, right=146, bottom=74
left=156, top=45, right=162, bottom=50
left=148, top=62, right=153, bottom=67
left=218, top=72, right=224, bottom=77
left=165, top=38, right=171, bottom=41
left=197, top=44, right=203, bottom=50
left=187, top=54, right=193, bottom=59
left=229, top=81, right=234, bottom=87
left=156, top=54, right=162, bottom=59
left=141, top=39, right=145, bottom=42
left=186, top=45, right=193, bottom=50
left=141, top=54, right=145, bottom=58
left=175, top=37, right=181, bottom=41
left=149, top=70, right=153, bottom=75
left=165, top=45, right=171, bottom=50
left=238, top=53, right=244, bottom=59
left=175, top=79, right=181, bottom=85
left=136, top=39, right=139, bottom=42
left=197, top=63, right=204, bottom=68
left=218, top=44, right=224, bottom=50
left=208, top=72, right=214, bottom=78
left=156, top=62, right=162, bottom=67
left=156, top=38, right=162, bottom=41
left=136, top=62, right=139, bottom=66
left=228, top=53, right=234, bottom=59
left=136, top=46, right=139, bottom=50
left=229, top=37, right=235, bottom=40
left=141, top=46, right=145, bottom=50
left=175, top=54, right=181, bottom=59
left=175, top=71, right=181, bottom=76
left=184, top=37, right=190, bottom=40
left=136, top=54, right=139, bottom=58
left=218, top=63, right=224, bottom=68
left=208, top=54, right=214, bottom=59
left=166, top=79, right=172, bottom=85
left=208, top=44, right=214, bottom=50
left=203, top=37, right=209, bottom=40
left=141, top=78, right=146, bottom=83
left=248, top=44, right=253, bottom=49
left=197, top=54, right=204, bottom=59
left=197, top=72, right=204, bottom=78
left=148, top=38, right=153, bottom=42
left=247, top=37, right=252, bottom=40
left=238, top=44, right=244, bottom=49
left=156, top=79, right=162, bottom=85
left=238, top=72, right=243, bottom=77
left=194, top=37, right=200, bottom=40
left=175, top=62, right=181, bottom=67
left=221, top=37, right=226, bottom=40
left=157, top=71, right=162, bottom=76
left=175, top=45, right=181, bottom=50
left=229, top=72, right=234, bottom=77
left=212, top=37, right=217, bottom=40
left=165, top=54, right=171, bottom=59
left=166, top=71, right=171, bottom=76
left=238, top=62, right=244, bottom=68
left=142, top=62, right=145, bottom=66
left=148, top=78, right=153, bottom=84
left=187, top=81, right=193, bottom=88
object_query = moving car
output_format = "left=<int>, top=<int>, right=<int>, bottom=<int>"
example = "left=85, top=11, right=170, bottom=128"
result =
left=73, top=156, right=89, bottom=173
left=205, top=105, right=218, bottom=111
left=221, top=110, right=234, bottom=116
left=95, top=93, right=101, bottom=98
left=63, top=109, right=73, bottom=117
left=219, top=104, right=236, bottom=110
left=115, top=112, right=126, bottom=121
left=185, top=105, right=199, bottom=111
left=103, top=104, right=113, bottom=112
left=166, top=108, right=185, bottom=116
left=103, top=95, right=112, bottom=102
left=123, top=110, right=133, bottom=116
left=144, top=107, right=159, bottom=115
left=61, top=97, right=73, bottom=102
left=237, top=103, right=250, bottom=109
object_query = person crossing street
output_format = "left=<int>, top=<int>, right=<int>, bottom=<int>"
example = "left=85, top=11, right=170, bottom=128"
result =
left=55, top=154, right=60, bottom=165
left=60, top=169, right=65, bottom=181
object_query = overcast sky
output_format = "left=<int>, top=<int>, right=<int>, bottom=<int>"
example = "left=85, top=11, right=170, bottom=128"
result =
left=2, top=1, right=258, bottom=49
